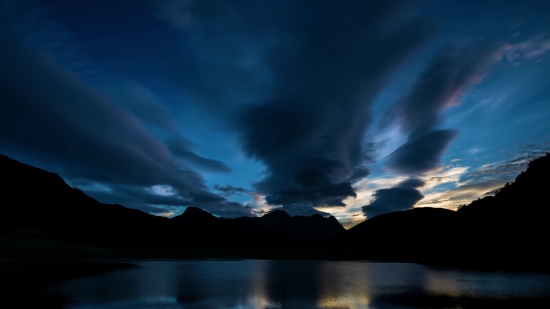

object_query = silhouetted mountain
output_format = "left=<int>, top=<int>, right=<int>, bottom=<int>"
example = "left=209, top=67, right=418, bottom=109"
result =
left=3, top=152, right=550, bottom=270
left=172, top=206, right=218, bottom=227
left=169, top=207, right=282, bottom=247
left=168, top=207, right=344, bottom=246
left=253, top=210, right=345, bottom=244
left=0, top=154, right=171, bottom=247
left=329, top=153, right=550, bottom=270
left=0, top=154, right=344, bottom=258
left=452, top=153, right=550, bottom=269
left=334, top=208, right=456, bottom=246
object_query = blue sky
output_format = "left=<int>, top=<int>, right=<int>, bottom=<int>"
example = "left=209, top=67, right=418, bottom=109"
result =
left=1, top=0, right=549, bottom=228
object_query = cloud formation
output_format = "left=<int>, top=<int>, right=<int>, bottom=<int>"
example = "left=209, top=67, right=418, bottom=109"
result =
left=391, top=45, right=501, bottom=140
left=362, top=177, right=425, bottom=218
left=213, top=184, right=249, bottom=197
left=164, top=0, right=433, bottom=215
left=385, top=45, right=502, bottom=175
left=110, top=81, right=233, bottom=173
left=364, top=45, right=502, bottom=217
left=0, top=31, right=251, bottom=218
left=386, top=129, right=459, bottom=175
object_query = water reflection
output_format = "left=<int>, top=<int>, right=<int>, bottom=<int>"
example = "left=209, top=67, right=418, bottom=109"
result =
left=51, top=260, right=550, bottom=309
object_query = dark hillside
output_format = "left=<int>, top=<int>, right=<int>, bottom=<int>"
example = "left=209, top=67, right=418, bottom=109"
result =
left=0, top=154, right=170, bottom=248
left=329, top=153, right=550, bottom=270
left=454, top=153, right=550, bottom=268
left=0, top=154, right=345, bottom=259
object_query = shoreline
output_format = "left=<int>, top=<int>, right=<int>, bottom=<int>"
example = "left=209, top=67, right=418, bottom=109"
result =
left=0, top=260, right=136, bottom=309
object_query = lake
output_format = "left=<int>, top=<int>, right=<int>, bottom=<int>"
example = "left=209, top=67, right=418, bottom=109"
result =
left=50, top=260, right=550, bottom=309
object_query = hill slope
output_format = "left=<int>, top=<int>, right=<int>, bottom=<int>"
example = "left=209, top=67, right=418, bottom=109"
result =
left=0, top=154, right=345, bottom=258
left=329, top=153, right=550, bottom=270
left=0, top=154, right=170, bottom=247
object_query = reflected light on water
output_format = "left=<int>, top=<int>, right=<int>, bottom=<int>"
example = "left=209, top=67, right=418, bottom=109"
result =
left=317, top=261, right=371, bottom=309
left=51, top=260, right=550, bottom=309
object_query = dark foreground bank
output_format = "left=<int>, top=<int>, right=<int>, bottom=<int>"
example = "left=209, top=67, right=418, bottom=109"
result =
left=0, top=260, right=135, bottom=309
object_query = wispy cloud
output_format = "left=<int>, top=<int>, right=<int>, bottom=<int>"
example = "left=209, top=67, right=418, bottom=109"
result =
left=109, top=81, right=233, bottom=173
left=503, top=34, right=550, bottom=62
left=214, top=184, right=250, bottom=197
left=0, top=31, right=252, bottom=218
left=467, top=147, right=482, bottom=155
left=417, top=148, right=550, bottom=210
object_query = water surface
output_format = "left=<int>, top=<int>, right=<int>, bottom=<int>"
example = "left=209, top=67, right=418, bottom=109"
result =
left=51, top=260, right=550, bottom=308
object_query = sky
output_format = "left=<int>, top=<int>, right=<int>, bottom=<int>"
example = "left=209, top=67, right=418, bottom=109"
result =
left=1, top=0, right=549, bottom=228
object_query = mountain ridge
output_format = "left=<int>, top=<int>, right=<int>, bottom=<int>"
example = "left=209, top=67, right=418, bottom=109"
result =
left=327, top=153, right=550, bottom=270
left=0, top=154, right=344, bottom=254
left=2, top=152, right=550, bottom=271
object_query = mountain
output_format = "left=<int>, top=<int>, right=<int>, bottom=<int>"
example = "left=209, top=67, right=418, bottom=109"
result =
left=0, top=154, right=345, bottom=259
left=329, top=153, right=550, bottom=270
left=452, top=153, right=550, bottom=268
left=169, top=207, right=344, bottom=246
left=170, top=207, right=282, bottom=248
left=3, top=151, right=550, bottom=270
left=0, top=154, right=170, bottom=247
left=253, top=210, right=345, bottom=244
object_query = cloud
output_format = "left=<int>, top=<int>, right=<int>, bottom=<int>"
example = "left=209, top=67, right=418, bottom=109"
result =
left=504, top=34, right=550, bottom=62
left=163, top=0, right=433, bottom=215
left=213, top=184, right=249, bottom=197
left=110, top=81, right=233, bottom=173
left=422, top=166, right=469, bottom=189
left=417, top=178, right=505, bottom=210
left=467, top=147, right=482, bottom=155
left=361, top=44, right=504, bottom=217
left=416, top=149, right=550, bottom=210
left=166, top=138, right=233, bottom=173
left=389, top=45, right=502, bottom=141
left=383, top=44, right=503, bottom=174
left=347, top=165, right=468, bottom=212
left=386, top=129, right=459, bottom=175
left=362, top=177, right=425, bottom=218
left=72, top=180, right=189, bottom=208
left=0, top=31, right=251, bottom=218
left=476, top=151, right=547, bottom=176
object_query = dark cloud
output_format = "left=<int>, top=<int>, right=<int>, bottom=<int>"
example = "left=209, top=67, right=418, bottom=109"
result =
left=392, top=45, right=501, bottom=140
left=371, top=45, right=501, bottom=216
left=386, top=129, right=458, bottom=175
left=168, top=0, right=434, bottom=214
left=476, top=150, right=550, bottom=176
left=214, top=185, right=249, bottom=197
left=109, top=81, right=233, bottom=173
left=0, top=31, right=251, bottom=218
left=362, top=178, right=425, bottom=218
left=370, top=45, right=503, bottom=217
left=384, top=44, right=502, bottom=176
left=167, top=139, right=233, bottom=173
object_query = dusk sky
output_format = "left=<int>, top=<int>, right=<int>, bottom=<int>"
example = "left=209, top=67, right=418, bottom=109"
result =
left=1, top=0, right=549, bottom=228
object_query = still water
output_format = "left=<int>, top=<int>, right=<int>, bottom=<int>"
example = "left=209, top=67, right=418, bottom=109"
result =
left=51, top=260, right=550, bottom=309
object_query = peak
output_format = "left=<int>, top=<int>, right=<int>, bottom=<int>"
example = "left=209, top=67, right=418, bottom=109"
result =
left=263, top=209, right=292, bottom=219
left=183, top=206, right=211, bottom=215
left=182, top=206, right=217, bottom=218
left=172, top=206, right=217, bottom=222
